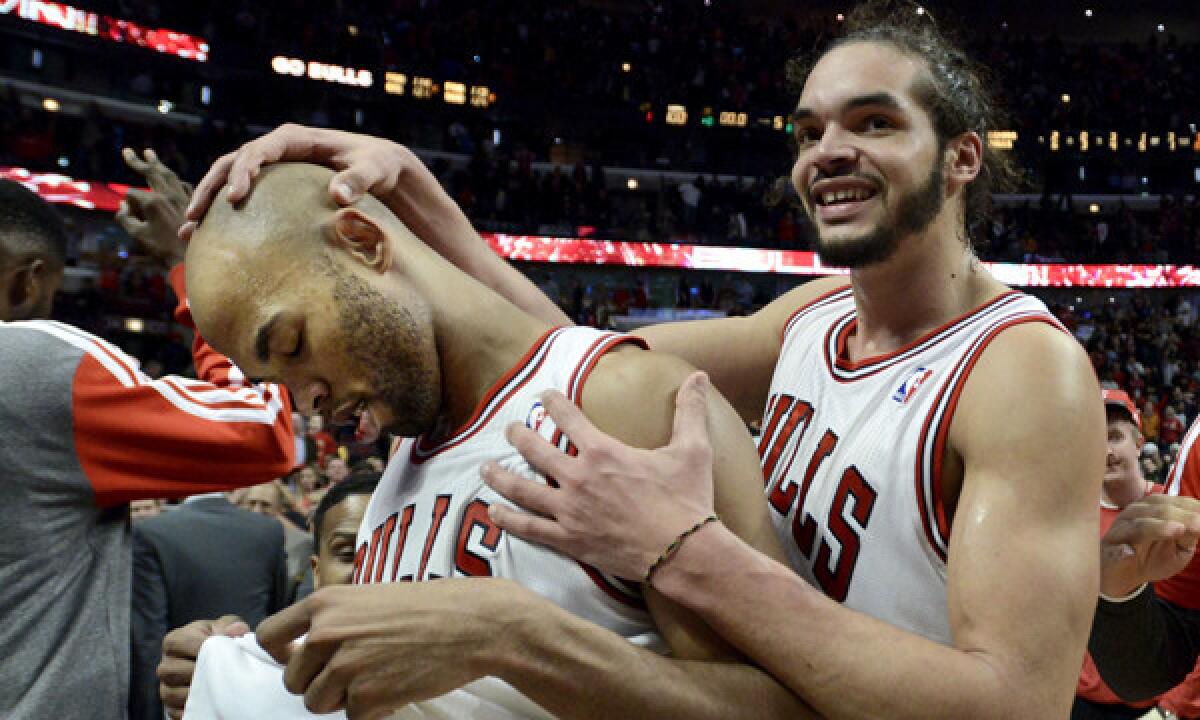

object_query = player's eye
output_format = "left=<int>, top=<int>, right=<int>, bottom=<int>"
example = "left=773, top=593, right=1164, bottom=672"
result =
left=286, top=329, right=304, bottom=358
left=864, top=115, right=893, bottom=132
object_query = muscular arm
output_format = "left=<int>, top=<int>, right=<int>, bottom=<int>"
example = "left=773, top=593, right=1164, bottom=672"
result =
left=647, top=323, right=1104, bottom=719
left=1090, top=587, right=1200, bottom=700
left=637, top=278, right=847, bottom=422
left=493, top=350, right=814, bottom=719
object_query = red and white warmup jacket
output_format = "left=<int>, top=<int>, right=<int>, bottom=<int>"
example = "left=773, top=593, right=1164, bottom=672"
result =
left=0, top=264, right=294, bottom=719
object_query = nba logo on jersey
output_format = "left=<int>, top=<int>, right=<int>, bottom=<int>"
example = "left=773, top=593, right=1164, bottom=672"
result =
left=526, top=401, right=548, bottom=434
left=893, top=367, right=934, bottom=404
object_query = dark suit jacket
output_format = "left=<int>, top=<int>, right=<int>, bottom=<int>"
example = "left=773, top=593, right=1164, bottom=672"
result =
left=129, top=497, right=288, bottom=720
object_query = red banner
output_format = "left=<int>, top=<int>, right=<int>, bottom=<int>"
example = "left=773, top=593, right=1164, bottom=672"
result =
left=0, top=0, right=208, bottom=61
left=6, top=166, right=1197, bottom=288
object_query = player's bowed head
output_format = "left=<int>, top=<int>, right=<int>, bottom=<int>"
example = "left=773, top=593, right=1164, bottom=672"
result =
left=185, top=162, right=447, bottom=441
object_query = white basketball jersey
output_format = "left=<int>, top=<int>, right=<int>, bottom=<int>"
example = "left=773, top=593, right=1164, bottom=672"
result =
left=355, top=326, right=662, bottom=650
left=759, top=285, right=1061, bottom=644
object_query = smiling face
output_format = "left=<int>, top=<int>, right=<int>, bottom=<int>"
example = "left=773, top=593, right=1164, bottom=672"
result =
left=186, top=164, right=442, bottom=441
left=789, top=42, right=953, bottom=268
left=1104, top=408, right=1144, bottom=506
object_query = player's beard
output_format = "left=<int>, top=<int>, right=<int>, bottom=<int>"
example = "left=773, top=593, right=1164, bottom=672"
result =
left=814, top=161, right=944, bottom=269
left=331, top=265, right=441, bottom=438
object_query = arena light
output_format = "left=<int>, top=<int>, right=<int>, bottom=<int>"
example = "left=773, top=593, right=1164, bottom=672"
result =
left=1139, top=132, right=1148, bottom=153
left=1088, top=203, right=1101, bottom=214
left=444, top=81, right=466, bottom=105
left=621, top=62, right=632, bottom=72
left=718, top=111, right=747, bottom=128
left=986, top=130, right=1017, bottom=150
left=1169, top=132, right=1176, bottom=151
left=0, top=0, right=208, bottom=61
left=1084, top=8, right=1093, bottom=17
left=124, top=318, right=145, bottom=334
left=469, top=85, right=491, bottom=108
left=385, top=72, right=407, bottom=95
left=1109, top=131, right=1118, bottom=152
left=412, top=76, right=434, bottom=99
left=1079, top=131, right=1088, bottom=152
left=1158, top=24, right=1165, bottom=33
left=42, top=97, right=60, bottom=112
left=626, top=178, right=639, bottom=190
left=157, top=99, right=173, bottom=114
left=774, top=115, right=785, bottom=131
left=665, top=104, right=688, bottom=126
left=1050, top=131, right=1060, bottom=152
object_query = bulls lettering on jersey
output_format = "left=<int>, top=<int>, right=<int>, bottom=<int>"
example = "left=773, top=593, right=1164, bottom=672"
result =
left=354, top=326, right=665, bottom=655
left=759, top=286, right=1062, bottom=643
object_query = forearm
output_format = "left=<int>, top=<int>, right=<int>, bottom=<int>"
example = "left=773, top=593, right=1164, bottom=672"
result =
left=1090, top=586, right=1200, bottom=700
left=651, top=523, right=1055, bottom=720
left=493, top=587, right=817, bottom=720
left=450, top=234, right=570, bottom=326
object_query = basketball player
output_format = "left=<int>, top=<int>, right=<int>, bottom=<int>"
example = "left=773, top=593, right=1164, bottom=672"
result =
left=184, top=6, right=1104, bottom=717
left=0, top=151, right=294, bottom=719
left=182, top=162, right=810, bottom=717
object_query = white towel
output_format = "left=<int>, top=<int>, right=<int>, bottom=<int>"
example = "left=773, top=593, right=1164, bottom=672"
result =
left=185, top=634, right=554, bottom=720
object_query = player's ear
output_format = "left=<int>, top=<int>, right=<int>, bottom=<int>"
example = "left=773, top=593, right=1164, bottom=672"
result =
left=944, top=131, right=982, bottom=189
left=2, top=257, right=50, bottom=321
left=329, top=207, right=392, bottom=273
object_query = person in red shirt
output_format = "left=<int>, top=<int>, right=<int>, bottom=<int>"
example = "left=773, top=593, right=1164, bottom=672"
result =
left=1075, top=390, right=1200, bottom=719
left=1162, top=406, right=1187, bottom=446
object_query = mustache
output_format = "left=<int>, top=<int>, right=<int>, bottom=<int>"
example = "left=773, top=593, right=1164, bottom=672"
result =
left=808, top=169, right=885, bottom=195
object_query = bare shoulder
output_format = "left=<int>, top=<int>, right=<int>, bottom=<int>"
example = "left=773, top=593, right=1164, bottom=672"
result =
left=578, top=346, right=698, bottom=450
left=950, top=320, right=1102, bottom=484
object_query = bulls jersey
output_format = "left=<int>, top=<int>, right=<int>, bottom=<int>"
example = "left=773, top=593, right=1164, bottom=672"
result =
left=758, top=285, right=1060, bottom=644
left=355, top=327, right=663, bottom=658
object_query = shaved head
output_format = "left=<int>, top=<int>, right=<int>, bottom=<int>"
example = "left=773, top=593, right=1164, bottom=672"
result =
left=186, top=162, right=442, bottom=439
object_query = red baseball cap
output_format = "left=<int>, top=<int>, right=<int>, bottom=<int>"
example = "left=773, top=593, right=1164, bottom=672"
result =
left=1102, top=388, right=1141, bottom=430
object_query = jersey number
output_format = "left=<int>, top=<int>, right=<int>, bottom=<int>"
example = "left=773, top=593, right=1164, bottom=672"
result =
left=760, top=393, right=878, bottom=602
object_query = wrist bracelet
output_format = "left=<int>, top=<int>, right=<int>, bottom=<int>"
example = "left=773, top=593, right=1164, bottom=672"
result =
left=644, top=514, right=719, bottom=584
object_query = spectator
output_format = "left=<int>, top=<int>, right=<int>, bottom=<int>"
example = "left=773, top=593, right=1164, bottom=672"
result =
left=324, top=455, right=350, bottom=485
left=130, top=498, right=163, bottom=520
left=236, top=481, right=314, bottom=602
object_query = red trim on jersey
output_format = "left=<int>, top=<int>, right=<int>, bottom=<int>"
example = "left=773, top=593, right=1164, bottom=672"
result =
left=567, top=333, right=649, bottom=402
left=563, top=331, right=650, bottom=610
left=412, top=328, right=563, bottom=462
left=822, top=292, right=1023, bottom=384
left=913, top=314, right=1062, bottom=562
left=780, top=283, right=853, bottom=343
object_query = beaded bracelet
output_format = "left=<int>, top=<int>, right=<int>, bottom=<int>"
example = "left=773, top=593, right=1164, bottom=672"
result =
left=644, top=514, right=719, bottom=584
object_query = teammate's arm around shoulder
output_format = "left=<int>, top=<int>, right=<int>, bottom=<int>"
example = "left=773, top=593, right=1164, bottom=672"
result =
left=944, top=322, right=1104, bottom=717
left=637, top=276, right=848, bottom=422
left=486, top=348, right=816, bottom=719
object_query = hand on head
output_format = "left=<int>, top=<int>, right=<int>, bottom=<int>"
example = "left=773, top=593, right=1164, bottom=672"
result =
left=179, top=124, right=473, bottom=262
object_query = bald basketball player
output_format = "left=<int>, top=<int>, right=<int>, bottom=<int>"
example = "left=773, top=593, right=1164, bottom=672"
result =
left=181, top=163, right=811, bottom=718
